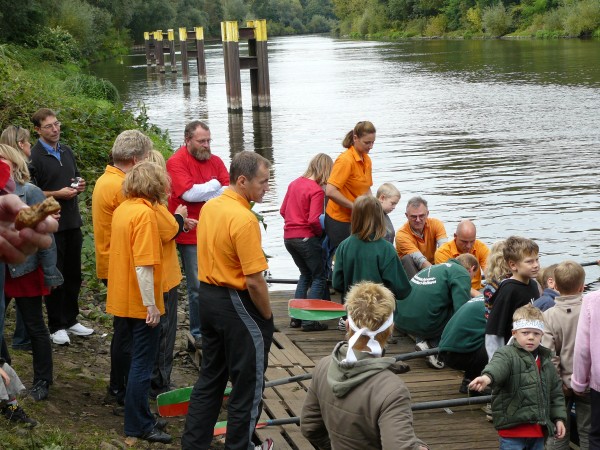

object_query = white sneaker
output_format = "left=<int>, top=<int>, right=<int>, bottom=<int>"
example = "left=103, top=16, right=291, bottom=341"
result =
left=255, top=438, right=274, bottom=450
left=337, top=318, right=346, bottom=332
left=415, top=340, right=430, bottom=352
left=50, top=329, right=70, bottom=345
left=67, top=323, right=94, bottom=336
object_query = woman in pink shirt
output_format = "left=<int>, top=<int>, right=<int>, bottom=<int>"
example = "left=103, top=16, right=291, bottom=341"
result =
left=572, top=289, right=600, bottom=448
left=280, top=153, right=333, bottom=332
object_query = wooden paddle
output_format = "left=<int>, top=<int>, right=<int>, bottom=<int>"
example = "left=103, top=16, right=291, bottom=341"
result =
left=288, top=299, right=346, bottom=321
left=212, top=394, right=492, bottom=436
left=157, top=347, right=439, bottom=417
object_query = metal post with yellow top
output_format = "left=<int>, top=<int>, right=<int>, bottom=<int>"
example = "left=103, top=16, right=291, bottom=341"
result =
left=222, top=21, right=242, bottom=112
left=194, top=26, right=207, bottom=85
left=247, top=19, right=271, bottom=110
left=144, top=32, right=154, bottom=66
left=179, top=28, right=189, bottom=85
left=167, top=29, right=177, bottom=73
left=154, top=30, right=165, bottom=73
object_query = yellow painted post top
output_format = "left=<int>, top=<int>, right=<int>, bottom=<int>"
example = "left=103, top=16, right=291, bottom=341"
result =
left=155, top=30, right=163, bottom=41
left=179, top=27, right=187, bottom=41
left=168, top=29, right=174, bottom=41
left=195, top=26, right=204, bottom=40
left=221, top=21, right=239, bottom=42
left=144, top=32, right=149, bottom=41
left=247, top=19, right=268, bottom=41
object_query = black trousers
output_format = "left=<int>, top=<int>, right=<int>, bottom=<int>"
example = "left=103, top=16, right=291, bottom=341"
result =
left=591, top=389, right=600, bottom=450
left=15, top=296, right=53, bottom=383
left=182, top=283, right=274, bottom=450
left=45, top=229, right=82, bottom=333
left=439, top=344, right=488, bottom=381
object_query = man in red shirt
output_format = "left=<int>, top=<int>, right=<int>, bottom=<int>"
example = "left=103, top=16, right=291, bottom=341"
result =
left=166, top=121, right=229, bottom=348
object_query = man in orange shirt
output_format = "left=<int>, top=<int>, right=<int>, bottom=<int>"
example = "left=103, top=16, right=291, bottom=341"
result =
left=434, top=220, right=489, bottom=295
left=395, top=196, right=447, bottom=280
left=92, top=130, right=152, bottom=407
left=182, top=151, right=275, bottom=450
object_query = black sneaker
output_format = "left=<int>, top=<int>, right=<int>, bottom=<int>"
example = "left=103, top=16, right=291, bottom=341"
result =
left=153, top=412, right=168, bottom=431
left=2, top=404, right=38, bottom=427
left=29, top=380, right=49, bottom=401
left=459, top=378, right=470, bottom=394
left=138, top=426, right=172, bottom=444
left=302, top=322, right=328, bottom=332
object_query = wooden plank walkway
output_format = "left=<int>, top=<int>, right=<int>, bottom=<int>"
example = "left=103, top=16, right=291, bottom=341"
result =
left=254, top=289, right=499, bottom=449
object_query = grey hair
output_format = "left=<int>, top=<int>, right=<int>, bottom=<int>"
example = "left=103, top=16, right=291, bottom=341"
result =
left=405, top=195, right=428, bottom=210
left=111, top=130, right=153, bottom=164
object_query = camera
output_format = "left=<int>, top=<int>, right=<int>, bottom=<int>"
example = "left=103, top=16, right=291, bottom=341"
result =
left=70, top=177, right=82, bottom=188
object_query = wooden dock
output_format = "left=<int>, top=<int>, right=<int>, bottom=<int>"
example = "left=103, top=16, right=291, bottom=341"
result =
left=253, top=289, right=499, bottom=449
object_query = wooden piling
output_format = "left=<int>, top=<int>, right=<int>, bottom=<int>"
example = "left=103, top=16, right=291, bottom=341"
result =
left=195, top=27, right=207, bottom=85
left=222, top=21, right=242, bottom=112
left=155, top=30, right=165, bottom=73
left=253, top=20, right=271, bottom=110
left=179, top=27, right=189, bottom=86
left=167, top=29, right=177, bottom=73
left=144, top=32, right=153, bottom=66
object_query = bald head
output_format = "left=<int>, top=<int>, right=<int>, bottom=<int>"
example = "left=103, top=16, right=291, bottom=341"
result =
left=454, top=220, right=477, bottom=254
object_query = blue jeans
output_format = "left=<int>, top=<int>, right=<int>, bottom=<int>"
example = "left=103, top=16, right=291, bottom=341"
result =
left=284, top=238, right=327, bottom=300
left=178, top=244, right=201, bottom=339
left=122, top=318, right=161, bottom=437
left=499, top=437, right=544, bottom=450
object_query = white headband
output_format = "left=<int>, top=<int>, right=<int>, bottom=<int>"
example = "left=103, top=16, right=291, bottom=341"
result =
left=513, top=319, right=544, bottom=332
left=342, top=313, right=394, bottom=363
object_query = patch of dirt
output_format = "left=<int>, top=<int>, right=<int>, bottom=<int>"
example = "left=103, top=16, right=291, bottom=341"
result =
left=3, top=291, right=209, bottom=449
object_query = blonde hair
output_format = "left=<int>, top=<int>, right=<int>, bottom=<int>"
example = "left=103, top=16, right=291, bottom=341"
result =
left=342, top=121, right=376, bottom=148
left=346, top=281, right=395, bottom=346
left=537, top=264, right=558, bottom=289
left=503, top=236, right=539, bottom=264
left=350, top=195, right=386, bottom=241
left=303, top=153, right=333, bottom=186
left=553, top=260, right=585, bottom=295
left=484, top=240, right=511, bottom=286
left=123, top=161, right=170, bottom=204
left=147, top=150, right=167, bottom=171
left=513, top=303, right=544, bottom=323
left=376, top=182, right=400, bottom=199
left=0, top=144, right=30, bottom=184
left=0, top=125, right=30, bottom=153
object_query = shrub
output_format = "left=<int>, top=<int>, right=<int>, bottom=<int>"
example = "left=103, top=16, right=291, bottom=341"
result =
left=466, top=6, right=483, bottom=31
left=307, top=14, right=334, bottom=32
left=63, top=74, right=120, bottom=103
left=482, top=2, right=513, bottom=36
left=34, top=26, right=81, bottom=64
left=425, top=14, right=449, bottom=35
left=404, top=17, right=428, bottom=36
left=563, top=0, right=600, bottom=37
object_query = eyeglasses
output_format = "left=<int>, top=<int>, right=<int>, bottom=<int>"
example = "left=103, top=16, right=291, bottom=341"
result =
left=40, top=121, right=61, bottom=130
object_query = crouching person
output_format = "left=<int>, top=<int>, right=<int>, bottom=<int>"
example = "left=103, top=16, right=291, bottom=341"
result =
left=300, top=281, right=428, bottom=450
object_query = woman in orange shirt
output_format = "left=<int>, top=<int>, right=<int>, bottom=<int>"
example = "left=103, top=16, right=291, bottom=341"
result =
left=324, top=121, right=375, bottom=250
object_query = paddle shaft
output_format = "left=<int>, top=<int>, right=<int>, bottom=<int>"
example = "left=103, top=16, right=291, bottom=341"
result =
left=214, top=394, right=492, bottom=435
left=581, top=261, right=599, bottom=267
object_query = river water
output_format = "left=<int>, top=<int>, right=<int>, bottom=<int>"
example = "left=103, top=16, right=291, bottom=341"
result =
left=91, top=35, right=600, bottom=286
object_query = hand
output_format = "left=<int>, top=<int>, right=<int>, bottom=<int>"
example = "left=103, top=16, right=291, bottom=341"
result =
left=184, top=218, right=198, bottom=231
left=0, top=195, right=58, bottom=264
left=468, top=375, right=491, bottom=392
left=0, top=367, right=10, bottom=386
left=75, top=177, right=86, bottom=193
left=54, top=186, right=78, bottom=200
left=146, top=305, right=161, bottom=327
left=175, top=204, right=188, bottom=218
left=555, top=420, right=566, bottom=439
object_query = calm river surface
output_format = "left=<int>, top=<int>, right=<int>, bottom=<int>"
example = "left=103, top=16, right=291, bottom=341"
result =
left=91, top=36, right=600, bottom=286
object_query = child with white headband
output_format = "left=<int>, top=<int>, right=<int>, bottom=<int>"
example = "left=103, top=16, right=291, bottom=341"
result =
left=301, top=281, right=428, bottom=450
left=470, top=304, right=566, bottom=450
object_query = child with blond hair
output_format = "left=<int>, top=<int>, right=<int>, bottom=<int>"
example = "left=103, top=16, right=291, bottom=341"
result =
left=470, top=304, right=566, bottom=449
left=533, top=264, right=559, bottom=312
left=542, top=260, right=590, bottom=449
left=375, top=183, right=400, bottom=244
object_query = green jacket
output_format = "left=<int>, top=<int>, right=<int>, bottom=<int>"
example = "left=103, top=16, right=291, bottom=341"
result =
left=439, top=297, right=486, bottom=353
left=394, top=259, right=471, bottom=339
left=483, top=340, right=567, bottom=435
left=332, top=235, right=411, bottom=301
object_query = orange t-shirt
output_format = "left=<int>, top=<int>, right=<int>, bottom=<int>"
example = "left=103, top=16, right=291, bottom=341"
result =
left=106, top=198, right=164, bottom=319
left=434, top=239, right=490, bottom=289
left=325, top=146, right=372, bottom=223
left=197, top=188, right=268, bottom=290
left=155, top=204, right=182, bottom=292
left=395, top=218, right=447, bottom=263
left=92, top=165, right=125, bottom=279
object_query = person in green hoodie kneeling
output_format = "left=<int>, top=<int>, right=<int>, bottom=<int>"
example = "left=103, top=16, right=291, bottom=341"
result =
left=300, top=281, right=428, bottom=450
